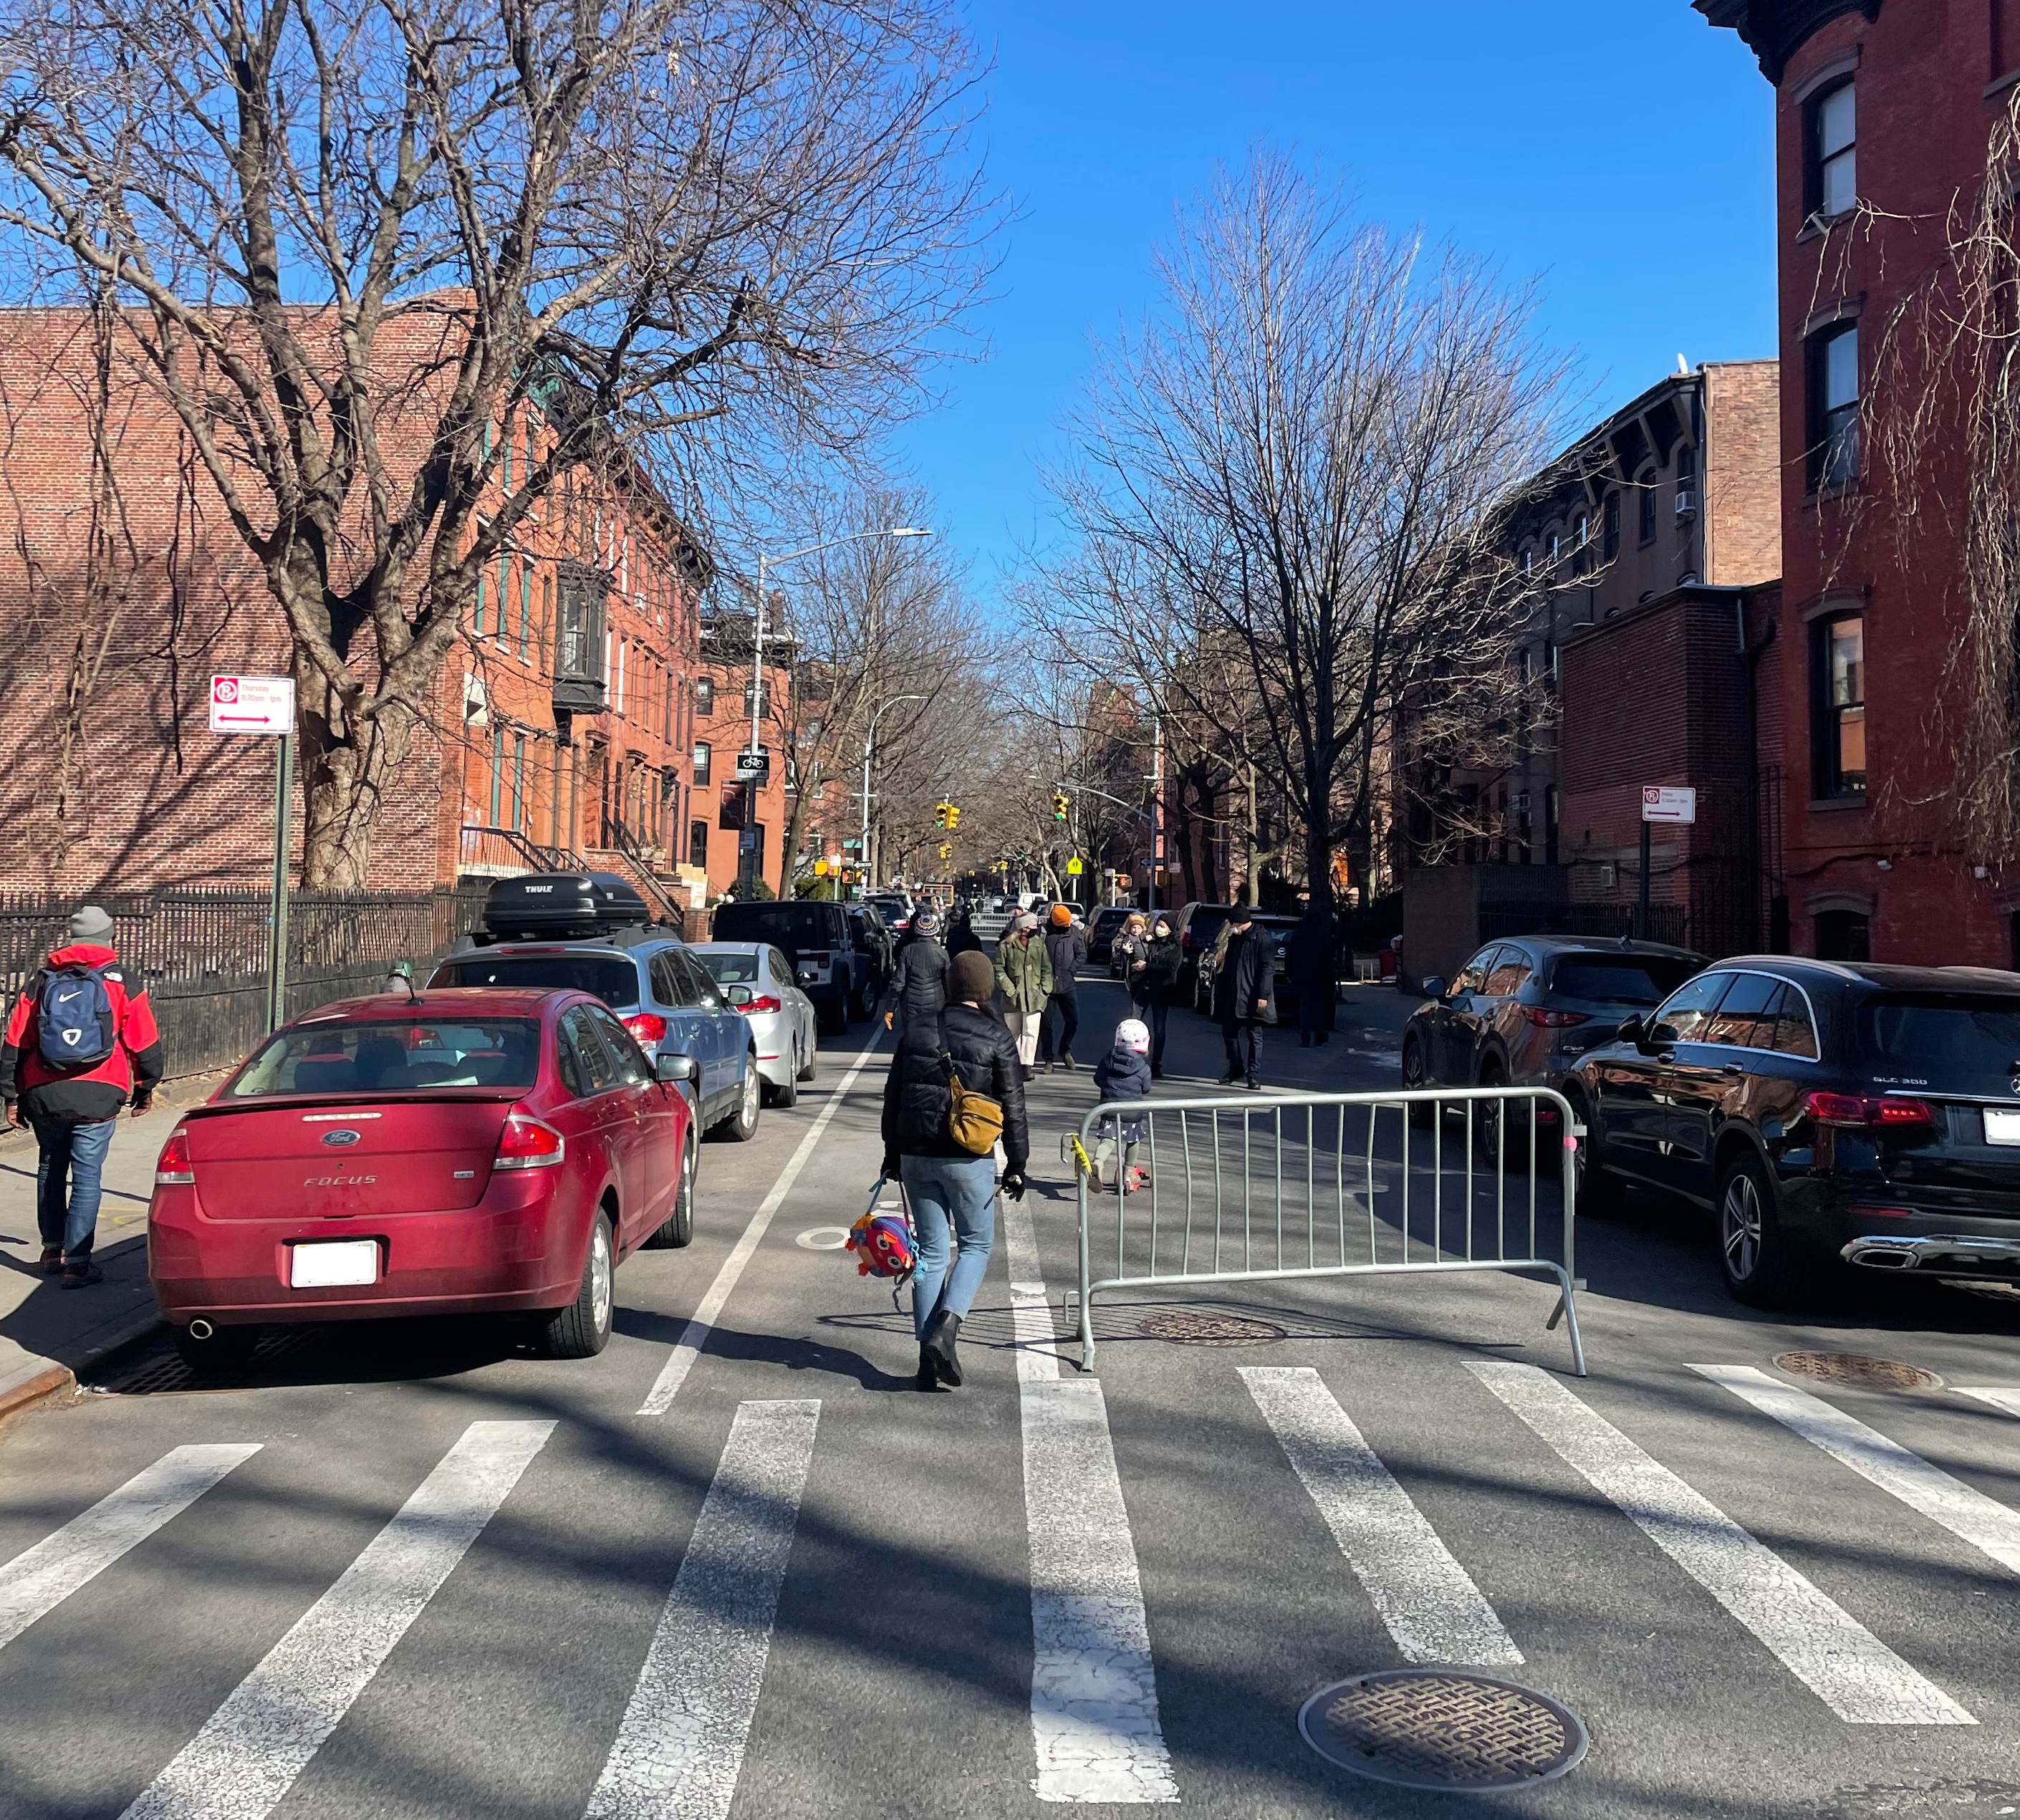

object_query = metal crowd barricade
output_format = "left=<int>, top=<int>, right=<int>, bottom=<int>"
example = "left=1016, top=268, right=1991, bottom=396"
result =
left=1069, top=1086, right=1584, bottom=1375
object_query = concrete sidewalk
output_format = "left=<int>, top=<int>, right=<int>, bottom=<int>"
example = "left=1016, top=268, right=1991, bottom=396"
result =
left=0, top=1073, right=225, bottom=1427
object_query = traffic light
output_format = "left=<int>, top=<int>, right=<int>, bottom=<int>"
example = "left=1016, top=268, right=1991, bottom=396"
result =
left=1052, top=791, right=1069, bottom=822
left=938, top=842, right=951, bottom=860
left=947, top=804, right=961, bottom=829
left=935, top=801, right=950, bottom=828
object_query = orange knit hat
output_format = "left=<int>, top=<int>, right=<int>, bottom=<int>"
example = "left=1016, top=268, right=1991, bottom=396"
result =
left=1050, top=902, right=1072, bottom=926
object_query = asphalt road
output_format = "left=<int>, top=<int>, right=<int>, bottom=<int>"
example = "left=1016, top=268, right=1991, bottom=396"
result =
left=3, top=968, right=2020, bottom=1819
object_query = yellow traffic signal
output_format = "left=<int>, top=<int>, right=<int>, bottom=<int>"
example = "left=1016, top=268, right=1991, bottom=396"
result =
left=1052, top=791, right=1069, bottom=822
left=947, top=804, right=961, bottom=829
left=938, top=843, right=951, bottom=860
left=935, top=801, right=950, bottom=828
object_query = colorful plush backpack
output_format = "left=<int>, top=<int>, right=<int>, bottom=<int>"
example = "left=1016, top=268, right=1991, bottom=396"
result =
left=847, top=1177, right=917, bottom=1309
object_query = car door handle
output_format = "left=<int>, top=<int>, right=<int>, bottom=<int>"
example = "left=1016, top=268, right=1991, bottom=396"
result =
left=1721, top=1063, right=1746, bottom=1077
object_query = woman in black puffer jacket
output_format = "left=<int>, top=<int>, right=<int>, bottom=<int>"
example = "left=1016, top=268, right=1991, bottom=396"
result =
left=880, top=948, right=1029, bottom=1390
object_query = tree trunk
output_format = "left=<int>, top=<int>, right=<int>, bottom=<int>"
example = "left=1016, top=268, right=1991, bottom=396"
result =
left=297, top=684, right=417, bottom=891
left=1243, top=760, right=1259, bottom=907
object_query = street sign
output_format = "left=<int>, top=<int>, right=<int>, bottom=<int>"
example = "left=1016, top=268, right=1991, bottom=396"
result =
left=735, top=747, right=770, bottom=783
left=1642, top=786, right=1697, bottom=824
left=813, top=860, right=829, bottom=877
left=1066, top=856, right=1084, bottom=876
left=209, top=674, right=294, bottom=735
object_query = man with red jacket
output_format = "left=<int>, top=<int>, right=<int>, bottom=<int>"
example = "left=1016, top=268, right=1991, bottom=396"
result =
left=0, top=907, right=165, bottom=1287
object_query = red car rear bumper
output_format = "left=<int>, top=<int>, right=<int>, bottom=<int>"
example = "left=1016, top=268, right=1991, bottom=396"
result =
left=148, top=1174, right=591, bottom=1327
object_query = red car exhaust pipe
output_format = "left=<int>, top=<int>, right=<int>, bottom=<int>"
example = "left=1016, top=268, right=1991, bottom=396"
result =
left=188, top=1318, right=216, bottom=1340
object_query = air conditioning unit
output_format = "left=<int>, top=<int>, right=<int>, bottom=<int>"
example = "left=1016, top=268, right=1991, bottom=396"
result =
left=463, top=672, right=489, bottom=727
left=1674, top=487, right=1698, bottom=519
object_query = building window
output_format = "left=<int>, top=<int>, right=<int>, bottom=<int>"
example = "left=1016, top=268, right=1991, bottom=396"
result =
left=688, top=819, right=708, bottom=869
left=692, top=740, right=712, bottom=787
left=1544, top=784, right=1559, bottom=866
left=695, top=675, right=713, bottom=713
left=1520, top=547, right=1533, bottom=579
left=511, top=733, right=526, bottom=830
left=1548, top=531, right=1560, bottom=568
left=1812, top=612, right=1866, bottom=798
left=1637, top=469, right=1657, bottom=544
left=489, top=722, right=504, bottom=825
left=1675, top=445, right=1698, bottom=521
left=1814, top=908, right=1870, bottom=961
left=1809, top=323, right=1860, bottom=490
left=1602, top=491, right=1620, bottom=562
left=496, top=549, right=511, bottom=642
left=1807, top=82, right=1856, bottom=221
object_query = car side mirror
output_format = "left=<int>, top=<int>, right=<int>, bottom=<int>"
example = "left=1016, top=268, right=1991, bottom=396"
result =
left=656, top=1051, right=698, bottom=1084
left=1420, top=974, right=1447, bottom=999
left=1615, top=1014, right=1645, bottom=1046
left=725, top=985, right=754, bottom=1006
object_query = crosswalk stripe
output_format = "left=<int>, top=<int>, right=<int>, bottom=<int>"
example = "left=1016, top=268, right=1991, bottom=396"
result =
left=1240, top=1367, right=1521, bottom=1667
left=120, top=1420, right=555, bottom=1820
left=1009, top=1188, right=1175, bottom=1802
left=0, top=1445, right=261, bottom=1653
left=585, top=1399, right=819, bottom=1820
left=1954, top=1386, right=2020, bottom=1420
left=1467, top=1362, right=1973, bottom=1725
left=1690, top=1364, right=2020, bottom=1579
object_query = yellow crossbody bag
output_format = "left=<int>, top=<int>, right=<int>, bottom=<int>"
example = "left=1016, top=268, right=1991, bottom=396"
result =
left=941, top=1050, right=1005, bottom=1155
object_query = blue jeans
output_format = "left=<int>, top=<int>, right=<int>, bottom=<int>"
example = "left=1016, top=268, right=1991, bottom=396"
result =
left=900, top=1152, right=998, bottom=1340
left=32, top=1117, right=116, bottom=1258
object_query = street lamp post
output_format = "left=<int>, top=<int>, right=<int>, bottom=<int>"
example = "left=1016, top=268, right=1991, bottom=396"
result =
left=862, top=693, right=927, bottom=895
left=736, top=526, right=930, bottom=895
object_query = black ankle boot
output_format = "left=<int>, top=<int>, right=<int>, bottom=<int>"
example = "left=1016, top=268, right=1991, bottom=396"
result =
left=916, top=1342, right=942, bottom=1391
left=925, top=1310, right=964, bottom=1387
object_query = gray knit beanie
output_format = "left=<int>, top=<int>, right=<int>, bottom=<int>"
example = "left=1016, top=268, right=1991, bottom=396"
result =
left=69, top=905, right=114, bottom=942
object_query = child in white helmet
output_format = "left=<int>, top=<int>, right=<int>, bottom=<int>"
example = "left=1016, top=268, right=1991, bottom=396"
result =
left=1092, top=1016, right=1153, bottom=1193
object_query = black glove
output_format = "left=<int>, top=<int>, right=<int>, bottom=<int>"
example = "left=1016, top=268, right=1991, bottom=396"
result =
left=130, top=1092, right=155, bottom=1116
left=880, top=1153, right=902, bottom=1183
left=1000, top=1170, right=1026, bottom=1200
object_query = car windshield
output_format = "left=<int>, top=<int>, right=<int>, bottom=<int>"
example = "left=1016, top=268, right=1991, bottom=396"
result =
left=711, top=904, right=828, bottom=949
left=431, top=954, right=637, bottom=1007
left=1185, top=910, right=1231, bottom=946
left=696, top=950, right=761, bottom=986
left=1859, top=994, right=2020, bottom=1087
left=228, top=1017, right=541, bottom=1095
left=1549, top=953, right=1703, bottom=1005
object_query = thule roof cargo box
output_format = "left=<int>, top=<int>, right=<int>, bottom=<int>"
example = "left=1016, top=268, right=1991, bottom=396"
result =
left=478, top=872, right=652, bottom=944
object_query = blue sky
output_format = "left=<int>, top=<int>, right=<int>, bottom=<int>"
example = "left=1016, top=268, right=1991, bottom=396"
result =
left=889, top=0, right=1776, bottom=601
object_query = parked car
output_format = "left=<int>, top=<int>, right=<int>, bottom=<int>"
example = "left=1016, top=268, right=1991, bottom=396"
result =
left=863, top=892, right=913, bottom=937
left=1567, top=957, right=2020, bottom=1308
left=1087, top=905, right=1132, bottom=966
left=1401, top=938, right=1706, bottom=1157
left=1183, top=906, right=1302, bottom=1013
left=688, top=943, right=818, bottom=1107
left=429, top=935, right=760, bottom=1142
left=150, top=988, right=697, bottom=1372
left=709, top=897, right=865, bottom=1031
left=847, top=904, right=896, bottom=998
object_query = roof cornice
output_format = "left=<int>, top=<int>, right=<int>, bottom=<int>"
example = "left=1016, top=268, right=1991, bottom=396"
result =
left=1693, top=0, right=1882, bottom=84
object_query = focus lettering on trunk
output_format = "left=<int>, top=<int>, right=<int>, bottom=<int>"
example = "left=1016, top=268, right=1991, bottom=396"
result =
left=303, top=1175, right=377, bottom=1187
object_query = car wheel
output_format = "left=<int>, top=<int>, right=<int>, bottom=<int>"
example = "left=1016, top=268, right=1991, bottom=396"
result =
left=539, top=1210, right=614, bottom=1358
left=1719, top=1150, right=1806, bottom=1309
left=768, top=1049, right=799, bottom=1109
left=644, top=1130, right=697, bottom=1249
left=1400, top=1036, right=1434, bottom=1128
left=1473, top=1061, right=1509, bottom=1165
left=172, top=1321, right=261, bottom=1376
left=715, top=1054, right=761, bottom=1142
left=797, top=1035, right=817, bottom=1082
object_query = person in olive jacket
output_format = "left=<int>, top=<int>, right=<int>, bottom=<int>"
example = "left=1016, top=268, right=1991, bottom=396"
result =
left=994, top=910, right=1053, bottom=1072
left=881, top=949, right=1029, bottom=1390
left=1140, top=913, right=1183, bottom=1078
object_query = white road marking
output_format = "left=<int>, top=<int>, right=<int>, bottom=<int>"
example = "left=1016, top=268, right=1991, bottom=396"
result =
left=1693, top=1364, right=2020, bottom=1579
left=1468, top=1362, right=1972, bottom=1725
left=638, top=1036, right=884, bottom=1417
left=0, top=1445, right=261, bottom=1652
left=120, top=1420, right=554, bottom=1820
left=1241, top=1367, right=1521, bottom=1666
left=1953, top=1386, right=2020, bottom=1420
left=1006, top=1186, right=1175, bottom=1801
left=585, top=1400, right=819, bottom=1820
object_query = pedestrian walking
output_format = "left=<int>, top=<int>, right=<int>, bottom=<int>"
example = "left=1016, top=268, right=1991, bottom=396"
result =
left=1112, top=913, right=1150, bottom=1007
left=946, top=908, right=983, bottom=958
left=885, top=905, right=951, bottom=1036
left=0, top=906, right=165, bottom=1287
left=1285, top=907, right=1334, bottom=1048
left=995, top=910, right=1052, bottom=1074
left=880, top=948, right=1029, bottom=1390
left=1213, top=906, right=1275, bottom=1090
left=1037, top=902, right=1087, bottom=1073
left=1140, top=914, right=1181, bottom=1078
left=1092, top=1016, right=1153, bottom=1193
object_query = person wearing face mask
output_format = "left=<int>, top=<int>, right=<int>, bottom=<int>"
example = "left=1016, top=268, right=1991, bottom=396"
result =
left=1139, top=913, right=1182, bottom=1079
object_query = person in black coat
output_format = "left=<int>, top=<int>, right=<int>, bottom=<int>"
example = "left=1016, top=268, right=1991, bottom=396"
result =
left=1284, top=909, right=1334, bottom=1048
left=1214, top=908, right=1274, bottom=1089
left=880, top=948, right=1029, bottom=1390
left=885, top=906, right=951, bottom=1035
left=1037, top=903, right=1089, bottom=1072
left=1140, top=914, right=1182, bottom=1078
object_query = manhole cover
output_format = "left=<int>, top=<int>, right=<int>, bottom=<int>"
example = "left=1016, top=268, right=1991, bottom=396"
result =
left=1774, top=1351, right=1943, bottom=1393
left=1136, top=1309, right=1286, bottom=1347
left=1299, top=1670, right=1588, bottom=1792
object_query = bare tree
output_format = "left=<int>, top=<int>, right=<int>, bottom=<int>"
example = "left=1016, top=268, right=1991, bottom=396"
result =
left=0, top=0, right=994, bottom=884
left=1049, top=153, right=1567, bottom=943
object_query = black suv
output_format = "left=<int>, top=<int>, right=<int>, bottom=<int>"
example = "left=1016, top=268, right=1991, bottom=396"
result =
left=1566, top=957, right=2020, bottom=1308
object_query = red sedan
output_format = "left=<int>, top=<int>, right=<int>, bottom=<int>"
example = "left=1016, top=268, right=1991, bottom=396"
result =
left=148, top=986, right=697, bottom=1372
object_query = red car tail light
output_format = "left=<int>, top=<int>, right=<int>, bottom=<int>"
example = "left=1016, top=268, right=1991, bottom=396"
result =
left=1804, top=1091, right=1937, bottom=1131
left=1524, top=1007, right=1592, bottom=1028
left=741, top=994, right=783, bottom=1014
left=494, top=1112, right=566, bottom=1170
left=155, top=1127, right=195, bottom=1186
left=807, top=950, right=831, bottom=969
left=624, top=1012, right=668, bottom=1045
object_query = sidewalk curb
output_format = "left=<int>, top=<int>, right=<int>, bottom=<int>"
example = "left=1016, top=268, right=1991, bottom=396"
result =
left=0, top=1306, right=166, bottom=1430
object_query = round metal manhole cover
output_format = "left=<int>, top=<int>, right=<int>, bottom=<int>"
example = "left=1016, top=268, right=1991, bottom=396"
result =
left=1135, top=1309, right=1286, bottom=1347
left=1299, top=1670, right=1588, bottom=1792
left=1774, top=1351, right=1943, bottom=1393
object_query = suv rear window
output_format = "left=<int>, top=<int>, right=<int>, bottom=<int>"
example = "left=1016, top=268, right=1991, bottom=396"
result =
left=1549, top=953, right=1702, bottom=1005
left=432, top=954, right=637, bottom=1006
left=1860, top=994, right=2020, bottom=1085
left=230, top=1018, right=541, bottom=1095
left=711, top=903, right=834, bottom=951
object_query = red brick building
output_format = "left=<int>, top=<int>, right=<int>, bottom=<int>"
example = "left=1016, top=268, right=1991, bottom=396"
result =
left=1698, top=0, right=2020, bottom=963
left=0, top=304, right=706, bottom=906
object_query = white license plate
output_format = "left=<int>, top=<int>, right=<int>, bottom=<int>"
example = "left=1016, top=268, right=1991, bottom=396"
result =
left=289, top=1238, right=380, bottom=1288
left=1985, top=1109, right=2020, bottom=1147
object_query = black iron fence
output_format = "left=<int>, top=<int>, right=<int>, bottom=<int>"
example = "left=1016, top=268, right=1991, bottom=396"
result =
left=1479, top=901, right=1692, bottom=950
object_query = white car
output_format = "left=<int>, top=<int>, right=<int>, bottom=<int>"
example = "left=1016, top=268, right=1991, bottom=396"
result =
left=688, top=943, right=820, bottom=1107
